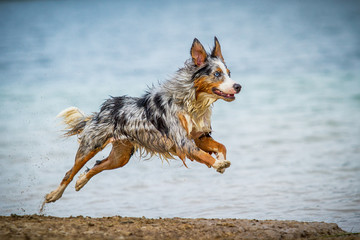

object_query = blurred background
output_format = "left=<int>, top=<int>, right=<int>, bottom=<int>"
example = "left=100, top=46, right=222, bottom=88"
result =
left=0, top=0, right=359, bottom=232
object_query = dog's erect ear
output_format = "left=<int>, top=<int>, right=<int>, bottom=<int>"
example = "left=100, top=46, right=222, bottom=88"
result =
left=211, top=36, right=225, bottom=63
left=191, top=38, right=208, bottom=67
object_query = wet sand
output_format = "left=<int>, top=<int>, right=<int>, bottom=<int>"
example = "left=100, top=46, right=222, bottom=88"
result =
left=0, top=215, right=359, bottom=240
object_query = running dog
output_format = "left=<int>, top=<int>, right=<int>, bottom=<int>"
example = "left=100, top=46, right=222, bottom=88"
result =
left=43, top=37, right=241, bottom=204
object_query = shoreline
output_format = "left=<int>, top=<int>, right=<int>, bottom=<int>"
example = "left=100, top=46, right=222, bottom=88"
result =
left=1, top=215, right=358, bottom=239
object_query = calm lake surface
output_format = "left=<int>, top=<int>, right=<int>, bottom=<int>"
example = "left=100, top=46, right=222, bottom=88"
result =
left=0, top=0, right=359, bottom=232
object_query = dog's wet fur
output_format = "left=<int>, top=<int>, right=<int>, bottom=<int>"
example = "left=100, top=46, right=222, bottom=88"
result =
left=42, top=37, right=241, bottom=206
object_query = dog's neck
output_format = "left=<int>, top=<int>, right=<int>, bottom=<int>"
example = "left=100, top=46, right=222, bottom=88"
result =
left=186, top=92, right=215, bottom=115
left=184, top=92, right=215, bottom=133
left=161, top=61, right=215, bottom=132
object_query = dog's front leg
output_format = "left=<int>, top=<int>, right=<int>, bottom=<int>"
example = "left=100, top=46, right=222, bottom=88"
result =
left=177, top=114, right=230, bottom=173
left=193, top=133, right=230, bottom=173
left=186, top=148, right=230, bottom=174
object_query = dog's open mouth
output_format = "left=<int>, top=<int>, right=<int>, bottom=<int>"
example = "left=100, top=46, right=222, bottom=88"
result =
left=212, top=88, right=235, bottom=100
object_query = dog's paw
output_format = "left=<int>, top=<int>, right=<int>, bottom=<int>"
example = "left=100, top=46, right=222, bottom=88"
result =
left=75, top=172, right=89, bottom=191
left=44, top=184, right=66, bottom=203
left=212, top=159, right=231, bottom=174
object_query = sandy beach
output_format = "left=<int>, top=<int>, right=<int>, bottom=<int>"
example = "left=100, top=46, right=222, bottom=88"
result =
left=0, top=215, right=358, bottom=240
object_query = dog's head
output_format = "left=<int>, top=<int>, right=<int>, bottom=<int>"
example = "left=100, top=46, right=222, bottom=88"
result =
left=191, top=37, right=241, bottom=102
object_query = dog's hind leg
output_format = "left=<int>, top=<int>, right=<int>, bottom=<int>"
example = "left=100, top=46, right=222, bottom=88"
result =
left=44, top=138, right=113, bottom=203
left=75, top=140, right=134, bottom=191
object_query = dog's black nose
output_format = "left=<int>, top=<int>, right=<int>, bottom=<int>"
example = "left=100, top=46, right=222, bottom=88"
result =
left=233, top=84, right=242, bottom=93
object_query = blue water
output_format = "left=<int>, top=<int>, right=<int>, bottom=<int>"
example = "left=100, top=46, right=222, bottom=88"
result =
left=1, top=0, right=360, bottom=233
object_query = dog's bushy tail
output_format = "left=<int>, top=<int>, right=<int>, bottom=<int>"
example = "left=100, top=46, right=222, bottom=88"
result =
left=57, top=107, right=90, bottom=137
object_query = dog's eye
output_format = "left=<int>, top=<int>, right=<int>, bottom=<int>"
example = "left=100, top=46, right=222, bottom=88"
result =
left=228, top=71, right=231, bottom=77
left=214, top=71, right=221, bottom=77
